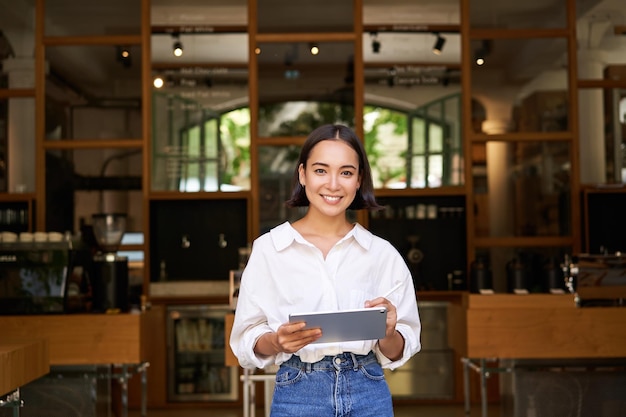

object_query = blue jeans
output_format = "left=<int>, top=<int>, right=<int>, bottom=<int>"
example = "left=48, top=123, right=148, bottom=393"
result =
left=270, top=351, right=393, bottom=417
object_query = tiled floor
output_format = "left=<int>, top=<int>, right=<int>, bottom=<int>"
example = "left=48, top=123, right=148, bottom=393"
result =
left=129, top=404, right=502, bottom=417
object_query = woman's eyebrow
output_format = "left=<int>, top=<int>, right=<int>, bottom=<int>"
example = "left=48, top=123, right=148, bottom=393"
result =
left=311, top=161, right=357, bottom=170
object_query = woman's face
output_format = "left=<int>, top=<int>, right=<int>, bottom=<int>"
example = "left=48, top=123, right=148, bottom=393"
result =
left=298, top=139, right=361, bottom=218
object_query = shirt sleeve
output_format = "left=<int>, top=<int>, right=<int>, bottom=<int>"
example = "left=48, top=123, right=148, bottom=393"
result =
left=228, top=238, right=278, bottom=370
left=372, top=249, right=422, bottom=370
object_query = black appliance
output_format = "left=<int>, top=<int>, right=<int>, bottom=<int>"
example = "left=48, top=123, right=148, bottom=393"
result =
left=0, top=241, right=72, bottom=315
left=89, top=213, right=129, bottom=313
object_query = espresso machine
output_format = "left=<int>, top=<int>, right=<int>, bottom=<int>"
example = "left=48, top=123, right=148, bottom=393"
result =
left=91, top=213, right=129, bottom=313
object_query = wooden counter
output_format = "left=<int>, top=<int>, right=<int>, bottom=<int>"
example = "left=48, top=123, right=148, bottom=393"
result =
left=450, top=294, right=626, bottom=359
left=0, top=313, right=148, bottom=365
left=0, top=339, right=49, bottom=396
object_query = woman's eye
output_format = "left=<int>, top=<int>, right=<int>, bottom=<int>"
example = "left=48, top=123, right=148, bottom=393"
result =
left=314, top=168, right=326, bottom=174
left=342, top=171, right=354, bottom=176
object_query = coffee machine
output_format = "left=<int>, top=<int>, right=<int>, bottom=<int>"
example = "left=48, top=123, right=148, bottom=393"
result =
left=91, top=213, right=129, bottom=313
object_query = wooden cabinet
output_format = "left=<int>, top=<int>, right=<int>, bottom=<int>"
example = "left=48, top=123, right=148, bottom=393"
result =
left=369, top=196, right=467, bottom=291
left=149, top=198, right=248, bottom=282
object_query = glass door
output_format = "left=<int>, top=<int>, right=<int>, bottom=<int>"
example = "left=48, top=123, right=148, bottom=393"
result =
left=166, top=304, right=238, bottom=402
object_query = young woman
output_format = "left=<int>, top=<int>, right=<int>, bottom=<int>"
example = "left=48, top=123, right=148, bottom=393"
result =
left=230, top=124, right=421, bottom=417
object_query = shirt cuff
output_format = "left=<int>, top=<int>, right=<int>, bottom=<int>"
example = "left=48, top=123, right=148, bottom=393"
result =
left=374, top=325, right=420, bottom=370
left=238, top=327, right=277, bottom=369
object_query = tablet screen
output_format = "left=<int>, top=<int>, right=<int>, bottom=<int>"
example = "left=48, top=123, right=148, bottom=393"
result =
left=289, top=307, right=387, bottom=344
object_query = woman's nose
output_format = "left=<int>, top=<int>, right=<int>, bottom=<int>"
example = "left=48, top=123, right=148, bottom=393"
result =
left=327, top=174, right=340, bottom=189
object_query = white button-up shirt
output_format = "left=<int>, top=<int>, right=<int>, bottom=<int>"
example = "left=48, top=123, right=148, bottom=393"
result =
left=229, top=222, right=421, bottom=370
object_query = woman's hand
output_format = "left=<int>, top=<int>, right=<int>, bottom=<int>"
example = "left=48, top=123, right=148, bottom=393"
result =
left=365, top=297, right=405, bottom=361
left=254, top=321, right=322, bottom=357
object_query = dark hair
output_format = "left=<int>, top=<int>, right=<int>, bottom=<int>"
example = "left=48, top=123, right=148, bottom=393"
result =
left=285, top=124, right=382, bottom=211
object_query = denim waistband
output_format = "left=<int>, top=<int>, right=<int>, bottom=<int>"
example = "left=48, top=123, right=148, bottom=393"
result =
left=282, top=351, right=378, bottom=372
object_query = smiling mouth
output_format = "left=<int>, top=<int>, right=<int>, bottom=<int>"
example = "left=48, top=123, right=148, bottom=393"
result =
left=322, top=195, right=341, bottom=202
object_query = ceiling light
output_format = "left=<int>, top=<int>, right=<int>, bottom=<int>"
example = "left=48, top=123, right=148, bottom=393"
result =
left=153, top=77, right=164, bottom=89
left=474, top=40, right=491, bottom=66
left=309, top=43, right=319, bottom=55
left=116, top=45, right=132, bottom=68
left=172, top=34, right=183, bottom=57
left=432, top=34, right=446, bottom=55
left=370, top=32, right=381, bottom=54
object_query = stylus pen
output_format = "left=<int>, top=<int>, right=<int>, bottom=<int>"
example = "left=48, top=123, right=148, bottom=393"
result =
left=381, top=281, right=403, bottom=299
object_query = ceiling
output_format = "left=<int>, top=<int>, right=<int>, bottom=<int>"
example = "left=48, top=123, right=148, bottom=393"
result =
left=0, top=0, right=624, bottom=103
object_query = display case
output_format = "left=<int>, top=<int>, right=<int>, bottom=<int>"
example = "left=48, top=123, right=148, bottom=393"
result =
left=166, top=304, right=238, bottom=402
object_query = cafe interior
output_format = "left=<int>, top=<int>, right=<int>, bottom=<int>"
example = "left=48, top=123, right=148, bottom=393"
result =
left=1, top=0, right=626, bottom=416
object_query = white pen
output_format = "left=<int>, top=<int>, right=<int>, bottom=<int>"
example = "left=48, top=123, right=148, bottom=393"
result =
left=381, top=281, right=403, bottom=299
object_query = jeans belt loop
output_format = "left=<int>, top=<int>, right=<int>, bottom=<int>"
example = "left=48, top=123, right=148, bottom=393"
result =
left=350, top=352, right=359, bottom=371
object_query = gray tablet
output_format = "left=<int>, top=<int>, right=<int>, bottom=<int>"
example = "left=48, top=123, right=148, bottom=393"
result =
left=289, top=307, right=387, bottom=344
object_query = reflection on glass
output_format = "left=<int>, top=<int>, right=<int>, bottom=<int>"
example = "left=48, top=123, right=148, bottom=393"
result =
left=0, top=0, right=35, bottom=89
left=45, top=149, right=143, bottom=233
left=578, top=86, right=626, bottom=184
left=470, top=38, right=569, bottom=133
left=363, top=16, right=463, bottom=189
left=470, top=0, right=567, bottom=29
left=364, top=94, right=462, bottom=189
left=475, top=246, right=572, bottom=294
left=257, top=41, right=355, bottom=131
left=151, top=93, right=250, bottom=192
left=44, top=0, right=141, bottom=36
left=363, top=0, right=460, bottom=26
left=577, top=4, right=626, bottom=79
left=364, top=106, right=407, bottom=189
left=48, top=104, right=142, bottom=142
left=258, top=101, right=354, bottom=137
left=473, top=141, right=571, bottom=238
left=46, top=45, right=141, bottom=122
left=151, top=33, right=247, bottom=67
left=150, top=27, right=249, bottom=191
left=258, top=145, right=304, bottom=233
left=257, top=0, right=353, bottom=33
left=151, top=0, right=246, bottom=27
left=1, top=97, right=35, bottom=193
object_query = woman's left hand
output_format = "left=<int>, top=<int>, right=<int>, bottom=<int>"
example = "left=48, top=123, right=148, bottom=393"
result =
left=364, top=297, right=404, bottom=361
left=364, top=296, right=397, bottom=339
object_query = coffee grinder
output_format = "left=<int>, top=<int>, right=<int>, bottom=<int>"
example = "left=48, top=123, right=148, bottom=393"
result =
left=91, top=213, right=129, bottom=313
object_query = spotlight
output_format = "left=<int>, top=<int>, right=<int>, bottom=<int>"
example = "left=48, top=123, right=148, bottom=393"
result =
left=432, top=33, right=446, bottom=55
left=309, top=43, right=319, bottom=55
left=153, top=76, right=164, bottom=89
left=172, top=34, right=183, bottom=57
left=116, top=45, right=132, bottom=68
left=370, top=32, right=381, bottom=54
left=474, top=40, right=491, bottom=66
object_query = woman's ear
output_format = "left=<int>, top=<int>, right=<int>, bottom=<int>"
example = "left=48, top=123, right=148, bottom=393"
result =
left=298, top=163, right=305, bottom=186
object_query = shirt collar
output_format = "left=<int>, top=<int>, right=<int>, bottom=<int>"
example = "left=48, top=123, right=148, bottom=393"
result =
left=270, top=221, right=373, bottom=252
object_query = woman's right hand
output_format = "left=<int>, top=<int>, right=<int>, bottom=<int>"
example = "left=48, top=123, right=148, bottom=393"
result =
left=255, top=321, right=322, bottom=356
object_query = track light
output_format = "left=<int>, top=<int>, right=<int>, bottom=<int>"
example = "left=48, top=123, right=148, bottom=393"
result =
left=370, top=32, right=381, bottom=54
left=116, top=45, right=132, bottom=68
left=432, top=33, right=446, bottom=55
left=474, top=40, right=491, bottom=66
left=172, top=34, right=183, bottom=57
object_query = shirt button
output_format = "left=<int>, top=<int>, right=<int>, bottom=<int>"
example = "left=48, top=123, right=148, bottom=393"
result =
left=334, top=357, right=342, bottom=365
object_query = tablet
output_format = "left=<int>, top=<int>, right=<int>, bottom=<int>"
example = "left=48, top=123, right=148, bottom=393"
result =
left=289, top=307, right=387, bottom=344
